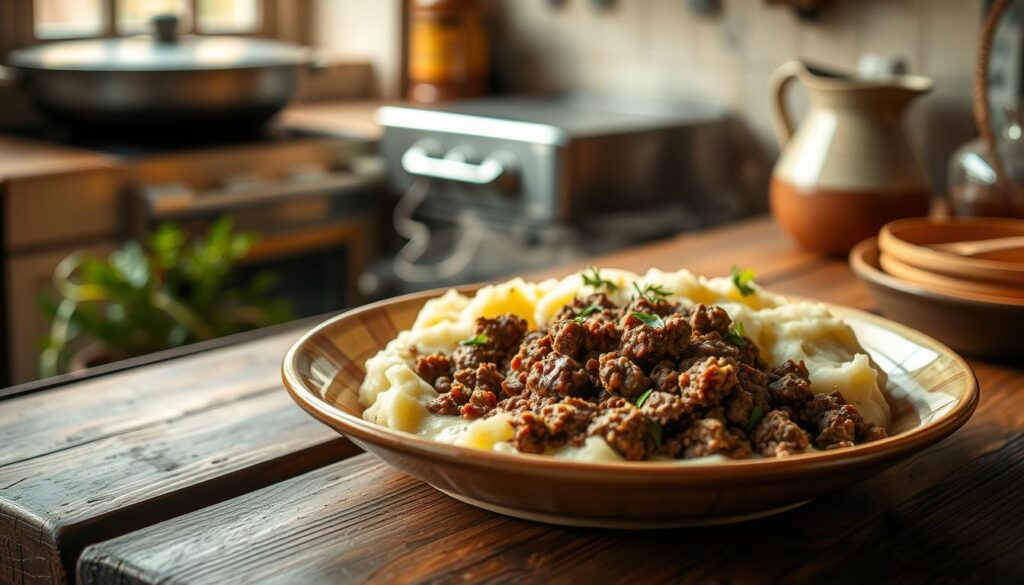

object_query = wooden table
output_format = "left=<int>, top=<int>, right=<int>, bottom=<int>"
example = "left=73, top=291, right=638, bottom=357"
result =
left=2, top=217, right=1021, bottom=584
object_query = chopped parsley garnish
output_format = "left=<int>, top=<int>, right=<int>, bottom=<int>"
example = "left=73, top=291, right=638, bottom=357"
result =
left=582, top=265, right=618, bottom=291
left=725, top=321, right=746, bottom=346
left=731, top=265, right=756, bottom=297
left=634, top=388, right=654, bottom=408
left=745, top=404, right=764, bottom=432
left=572, top=304, right=603, bottom=323
left=630, top=311, right=665, bottom=330
left=646, top=417, right=663, bottom=450
left=458, top=333, right=489, bottom=347
left=631, top=281, right=673, bottom=302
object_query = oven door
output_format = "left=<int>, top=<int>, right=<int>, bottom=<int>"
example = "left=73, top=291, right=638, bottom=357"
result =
left=128, top=171, right=383, bottom=319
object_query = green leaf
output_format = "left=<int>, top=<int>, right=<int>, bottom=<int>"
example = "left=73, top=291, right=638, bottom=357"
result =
left=746, top=404, right=764, bottom=432
left=110, top=242, right=151, bottom=289
left=581, top=265, right=618, bottom=291
left=646, top=417, right=663, bottom=451
left=630, top=311, right=665, bottom=330
left=731, top=265, right=756, bottom=297
left=725, top=321, right=746, bottom=346
left=459, top=333, right=489, bottom=347
left=634, top=388, right=654, bottom=408
left=632, top=281, right=672, bottom=302
left=572, top=304, right=603, bottom=323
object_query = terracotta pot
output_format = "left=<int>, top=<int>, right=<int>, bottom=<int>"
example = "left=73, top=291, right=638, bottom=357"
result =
left=769, top=61, right=933, bottom=254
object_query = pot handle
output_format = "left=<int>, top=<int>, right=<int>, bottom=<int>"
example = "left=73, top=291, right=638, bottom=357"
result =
left=0, top=65, right=17, bottom=87
left=771, top=61, right=803, bottom=148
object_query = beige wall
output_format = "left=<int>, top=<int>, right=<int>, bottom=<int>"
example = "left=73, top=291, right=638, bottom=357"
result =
left=492, top=0, right=984, bottom=194
left=313, top=0, right=404, bottom=98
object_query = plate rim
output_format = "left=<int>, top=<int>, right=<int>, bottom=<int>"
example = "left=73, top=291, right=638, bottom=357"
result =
left=282, top=281, right=979, bottom=482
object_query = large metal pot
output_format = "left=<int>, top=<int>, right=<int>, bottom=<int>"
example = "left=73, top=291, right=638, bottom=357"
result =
left=4, top=16, right=314, bottom=137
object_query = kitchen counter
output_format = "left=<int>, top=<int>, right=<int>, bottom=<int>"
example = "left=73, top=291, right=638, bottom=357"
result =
left=0, top=98, right=386, bottom=185
left=1, top=216, right=1021, bottom=584
left=0, top=135, right=116, bottom=183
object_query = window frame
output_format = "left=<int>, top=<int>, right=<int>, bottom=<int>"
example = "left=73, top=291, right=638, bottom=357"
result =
left=2, top=0, right=311, bottom=57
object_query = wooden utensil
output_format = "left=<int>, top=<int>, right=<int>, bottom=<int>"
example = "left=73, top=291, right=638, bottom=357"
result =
left=930, top=235, right=1024, bottom=258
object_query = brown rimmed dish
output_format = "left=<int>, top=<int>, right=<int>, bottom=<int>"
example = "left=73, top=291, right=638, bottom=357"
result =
left=852, top=237, right=1024, bottom=360
left=282, top=286, right=978, bottom=528
left=879, top=217, right=1024, bottom=286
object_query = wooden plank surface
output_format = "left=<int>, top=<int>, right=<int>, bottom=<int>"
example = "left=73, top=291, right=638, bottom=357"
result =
left=0, top=332, right=360, bottom=585
left=71, top=217, right=1024, bottom=584
left=2, top=215, right=815, bottom=585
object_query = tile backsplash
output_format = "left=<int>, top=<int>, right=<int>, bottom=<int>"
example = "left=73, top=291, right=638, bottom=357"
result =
left=492, top=0, right=984, bottom=195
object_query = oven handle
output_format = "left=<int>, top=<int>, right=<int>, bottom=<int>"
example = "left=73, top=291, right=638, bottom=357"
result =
left=136, top=172, right=377, bottom=221
left=401, top=143, right=517, bottom=186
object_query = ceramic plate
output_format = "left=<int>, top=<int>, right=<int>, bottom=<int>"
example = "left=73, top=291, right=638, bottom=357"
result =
left=282, top=287, right=978, bottom=528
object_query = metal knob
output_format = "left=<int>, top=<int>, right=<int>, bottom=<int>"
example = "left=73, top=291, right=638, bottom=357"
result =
left=152, top=13, right=181, bottom=44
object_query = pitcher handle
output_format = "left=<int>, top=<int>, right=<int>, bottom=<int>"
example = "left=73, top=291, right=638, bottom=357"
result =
left=771, top=61, right=803, bottom=148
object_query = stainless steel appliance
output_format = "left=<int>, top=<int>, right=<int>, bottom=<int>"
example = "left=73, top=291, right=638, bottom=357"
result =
left=373, top=95, right=751, bottom=293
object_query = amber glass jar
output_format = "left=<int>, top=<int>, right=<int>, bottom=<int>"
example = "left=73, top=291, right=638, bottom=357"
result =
left=407, top=0, right=489, bottom=103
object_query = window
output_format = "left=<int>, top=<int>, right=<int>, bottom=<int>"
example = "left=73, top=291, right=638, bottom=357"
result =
left=31, top=0, right=268, bottom=40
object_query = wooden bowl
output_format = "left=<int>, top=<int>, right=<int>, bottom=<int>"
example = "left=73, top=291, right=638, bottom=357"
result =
left=282, top=287, right=978, bottom=528
left=878, top=252, right=1024, bottom=299
left=852, top=237, right=1024, bottom=360
left=878, top=217, right=1024, bottom=285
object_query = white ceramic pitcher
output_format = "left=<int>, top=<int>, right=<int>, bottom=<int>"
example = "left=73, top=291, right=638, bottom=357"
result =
left=769, top=61, right=933, bottom=254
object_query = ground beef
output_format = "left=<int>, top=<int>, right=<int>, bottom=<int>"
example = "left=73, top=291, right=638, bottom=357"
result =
left=452, top=344, right=505, bottom=371
left=497, top=393, right=557, bottom=415
left=768, top=360, right=813, bottom=407
left=526, top=353, right=591, bottom=397
left=508, top=332, right=552, bottom=374
left=649, top=361, right=681, bottom=394
left=587, top=403, right=655, bottom=461
left=619, top=312, right=691, bottom=364
left=683, top=332, right=742, bottom=363
left=427, top=382, right=471, bottom=416
left=552, top=293, right=619, bottom=322
left=814, top=405, right=859, bottom=449
left=429, top=362, right=505, bottom=419
left=724, top=386, right=754, bottom=427
left=752, top=410, right=810, bottom=457
left=640, top=390, right=687, bottom=426
left=625, top=297, right=678, bottom=317
left=737, top=364, right=771, bottom=412
left=799, top=390, right=888, bottom=449
left=539, top=400, right=594, bottom=447
left=680, top=418, right=752, bottom=459
left=460, top=388, right=498, bottom=419
left=511, top=411, right=547, bottom=454
left=551, top=319, right=620, bottom=359
left=433, top=376, right=453, bottom=395
left=411, top=296, right=887, bottom=460
left=688, top=303, right=732, bottom=335
left=415, top=353, right=452, bottom=385
left=597, top=352, right=650, bottom=397
left=452, top=314, right=528, bottom=370
left=678, top=357, right=739, bottom=411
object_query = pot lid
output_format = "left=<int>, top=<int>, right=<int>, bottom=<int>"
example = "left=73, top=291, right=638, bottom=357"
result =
left=8, top=35, right=312, bottom=72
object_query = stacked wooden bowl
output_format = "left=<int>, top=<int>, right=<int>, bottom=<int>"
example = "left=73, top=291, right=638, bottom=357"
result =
left=850, top=217, right=1024, bottom=360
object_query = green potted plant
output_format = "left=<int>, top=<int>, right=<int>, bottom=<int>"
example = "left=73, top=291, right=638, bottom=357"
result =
left=40, top=217, right=295, bottom=377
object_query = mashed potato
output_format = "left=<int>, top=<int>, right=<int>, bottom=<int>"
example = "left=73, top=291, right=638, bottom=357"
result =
left=358, top=268, right=891, bottom=461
